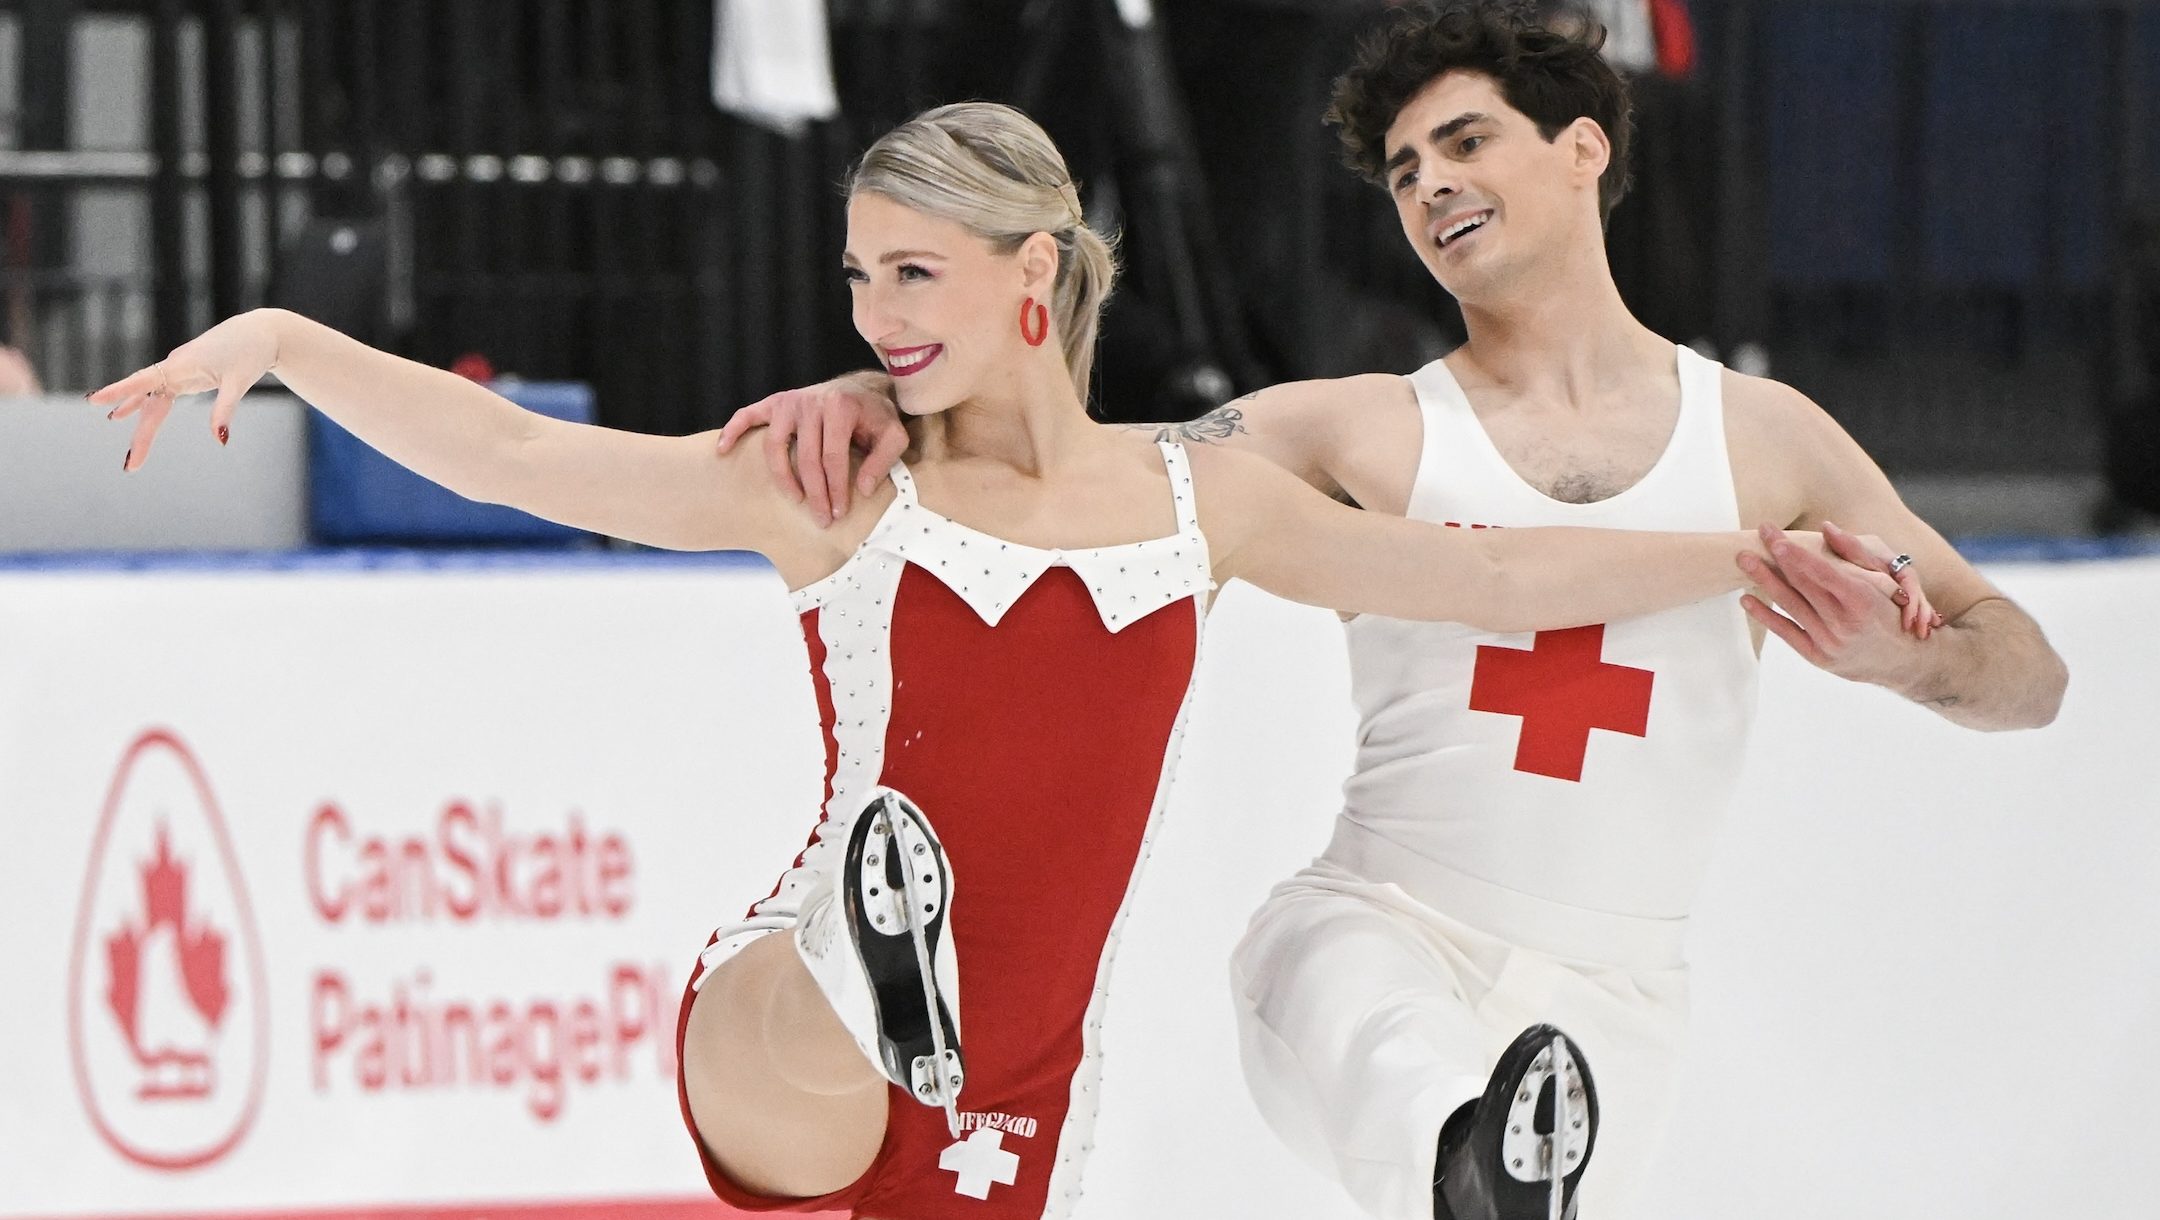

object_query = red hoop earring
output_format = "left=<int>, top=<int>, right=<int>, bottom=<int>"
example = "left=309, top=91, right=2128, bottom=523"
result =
left=1019, top=297, right=1050, bottom=347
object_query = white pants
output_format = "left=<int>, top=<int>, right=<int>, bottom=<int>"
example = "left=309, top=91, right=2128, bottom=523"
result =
left=1230, top=860, right=1691, bottom=1220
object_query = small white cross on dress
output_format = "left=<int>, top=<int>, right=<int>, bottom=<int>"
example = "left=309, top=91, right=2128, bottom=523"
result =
left=939, top=1128, right=1021, bottom=1199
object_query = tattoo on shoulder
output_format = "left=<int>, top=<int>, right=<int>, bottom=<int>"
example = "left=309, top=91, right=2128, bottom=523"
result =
left=1126, top=402, right=1251, bottom=446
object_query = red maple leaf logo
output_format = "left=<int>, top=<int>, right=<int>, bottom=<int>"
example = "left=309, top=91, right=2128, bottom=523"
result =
left=179, top=923, right=228, bottom=1029
left=103, top=826, right=230, bottom=1085
left=144, top=827, right=188, bottom=928
left=105, top=924, right=141, bottom=1047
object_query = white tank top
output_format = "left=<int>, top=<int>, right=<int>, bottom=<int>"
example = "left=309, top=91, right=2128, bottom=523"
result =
left=1332, top=345, right=1759, bottom=926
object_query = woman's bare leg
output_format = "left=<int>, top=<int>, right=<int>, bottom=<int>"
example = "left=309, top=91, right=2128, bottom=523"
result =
left=682, top=932, right=890, bottom=1197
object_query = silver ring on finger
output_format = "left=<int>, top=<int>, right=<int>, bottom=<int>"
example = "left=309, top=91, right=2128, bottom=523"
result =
left=1887, top=554, right=1913, bottom=576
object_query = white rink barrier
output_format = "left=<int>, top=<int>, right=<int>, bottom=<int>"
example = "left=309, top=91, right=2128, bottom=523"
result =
left=1, top=550, right=2150, bottom=1220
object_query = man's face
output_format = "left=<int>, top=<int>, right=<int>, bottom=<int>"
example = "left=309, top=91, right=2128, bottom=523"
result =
left=1380, top=70, right=1601, bottom=303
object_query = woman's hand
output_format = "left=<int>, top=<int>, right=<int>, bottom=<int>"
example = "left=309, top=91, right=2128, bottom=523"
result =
left=89, top=309, right=284, bottom=471
left=1746, top=524, right=1940, bottom=644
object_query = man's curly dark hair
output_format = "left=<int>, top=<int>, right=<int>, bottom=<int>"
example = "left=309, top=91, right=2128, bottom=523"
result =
left=1326, top=1, right=1635, bottom=223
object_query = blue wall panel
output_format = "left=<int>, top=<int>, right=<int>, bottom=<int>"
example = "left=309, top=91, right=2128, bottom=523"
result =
left=1762, top=2, right=2126, bottom=292
left=1765, top=4, right=1902, bottom=285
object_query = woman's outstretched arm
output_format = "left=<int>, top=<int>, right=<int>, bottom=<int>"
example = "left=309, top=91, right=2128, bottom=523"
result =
left=91, top=308, right=801, bottom=554
left=1192, top=444, right=1931, bottom=635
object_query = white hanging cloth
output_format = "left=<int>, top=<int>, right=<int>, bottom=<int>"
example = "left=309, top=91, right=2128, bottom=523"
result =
left=711, top=0, right=841, bottom=136
left=1578, top=0, right=1656, bottom=75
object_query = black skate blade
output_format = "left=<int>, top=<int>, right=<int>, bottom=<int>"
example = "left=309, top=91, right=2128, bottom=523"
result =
left=1437, top=1024, right=1598, bottom=1220
left=842, top=794, right=964, bottom=1108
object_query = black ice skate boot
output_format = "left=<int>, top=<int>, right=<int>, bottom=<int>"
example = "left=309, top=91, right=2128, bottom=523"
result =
left=793, top=787, right=965, bottom=1134
left=1433, top=1025, right=1598, bottom=1220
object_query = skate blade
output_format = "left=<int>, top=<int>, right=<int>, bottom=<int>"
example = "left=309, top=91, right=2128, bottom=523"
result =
left=1501, top=1035, right=1587, bottom=1207
left=878, top=799, right=965, bottom=1133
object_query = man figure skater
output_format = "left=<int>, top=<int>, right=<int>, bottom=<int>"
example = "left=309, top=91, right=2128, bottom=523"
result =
left=717, top=5, right=2066, bottom=1216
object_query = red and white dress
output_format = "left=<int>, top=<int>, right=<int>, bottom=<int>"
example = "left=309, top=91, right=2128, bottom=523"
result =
left=676, top=441, right=1212, bottom=1219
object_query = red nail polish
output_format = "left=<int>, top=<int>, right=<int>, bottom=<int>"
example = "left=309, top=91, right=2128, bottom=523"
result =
left=217, top=425, right=229, bottom=446
left=121, top=449, right=132, bottom=471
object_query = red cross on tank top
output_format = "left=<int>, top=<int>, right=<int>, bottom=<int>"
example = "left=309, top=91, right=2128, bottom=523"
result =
left=1468, top=624, right=1656, bottom=783
left=1338, top=345, right=1760, bottom=921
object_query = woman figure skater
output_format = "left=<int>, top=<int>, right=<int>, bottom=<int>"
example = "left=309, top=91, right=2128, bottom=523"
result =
left=91, top=102, right=1926, bottom=1220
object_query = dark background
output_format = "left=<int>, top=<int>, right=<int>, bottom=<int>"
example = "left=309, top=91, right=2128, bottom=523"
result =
left=2, top=0, right=2156, bottom=508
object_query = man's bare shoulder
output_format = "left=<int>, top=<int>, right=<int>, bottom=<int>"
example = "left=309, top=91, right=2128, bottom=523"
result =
left=1719, top=365, right=1895, bottom=527
left=1180, top=435, right=1318, bottom=508
left=1255, top=373, right=1417, bottom=441
left=1122, top=373, right=1409, bottom=446
left=1252, top=372, right=1412, bottom=411
left=1122, top=373, right=1419, bottom=505
left=1723, top=365, right=1837, bottom=422
left=1180, top=435, right=1283, bottom=477
left=1720, top=365, right=1848, bottom=459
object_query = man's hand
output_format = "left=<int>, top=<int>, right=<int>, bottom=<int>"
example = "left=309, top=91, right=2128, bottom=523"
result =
left=714, top=372, right=907, bottom=526
left=1739, top=521, right=1946, bottom=685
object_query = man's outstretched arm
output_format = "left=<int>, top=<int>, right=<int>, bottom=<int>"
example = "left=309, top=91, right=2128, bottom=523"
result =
left=716, top=370, right=1396, bottom=519
left=1735, top=379, right=2067, bottom=731
left=1118, top=375, right=1415, bottom=505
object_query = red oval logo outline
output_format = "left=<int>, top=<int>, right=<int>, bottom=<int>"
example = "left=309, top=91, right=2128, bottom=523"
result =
left=66, top=728, right=271, bottom=1170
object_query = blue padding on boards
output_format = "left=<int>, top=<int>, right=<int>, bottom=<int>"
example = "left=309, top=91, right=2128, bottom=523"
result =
left=309, top=380, right=594, bottom=545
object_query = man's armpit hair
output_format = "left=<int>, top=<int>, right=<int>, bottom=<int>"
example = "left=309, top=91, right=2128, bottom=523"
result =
left=1123, top=402, right=1252, bottom=446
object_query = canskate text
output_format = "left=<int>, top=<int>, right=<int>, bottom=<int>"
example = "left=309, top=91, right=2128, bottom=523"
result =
left=307, top=800, right=633, bottom=924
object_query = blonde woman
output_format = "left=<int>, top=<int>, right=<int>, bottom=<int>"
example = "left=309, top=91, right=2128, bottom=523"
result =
left=92, top=102, right=1926, bottom=1220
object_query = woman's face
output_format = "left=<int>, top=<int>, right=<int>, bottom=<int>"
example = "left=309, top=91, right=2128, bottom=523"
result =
left=844, top=192, right=1052, bottom=417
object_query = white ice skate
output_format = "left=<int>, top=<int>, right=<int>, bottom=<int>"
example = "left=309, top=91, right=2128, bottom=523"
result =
left=1434, top=1024, right=1597, bottom=1220
left=793, top=787, right=965, bottom=1135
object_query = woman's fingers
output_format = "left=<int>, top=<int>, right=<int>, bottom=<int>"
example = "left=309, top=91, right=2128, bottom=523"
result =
left=99, top=360, right=237, bottom=465
left=97, top=320, right=279, bottom=464
left=103, top=389, right=153, bottom=422
left=122, top=394, right=174, bottom=472
left=1913, top=590, right=1940, bottom=639
left=209, top=378, right=247, bottom=446
left=1821, top=520, right=1931, bottom=633
left=95, top=357, right=210, bottom=426
left=1819, top=520, right=1895, bottom=576
left=1893, top=564, right=1926, bottom=633
left=89, top=365, right=162, bottom=407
